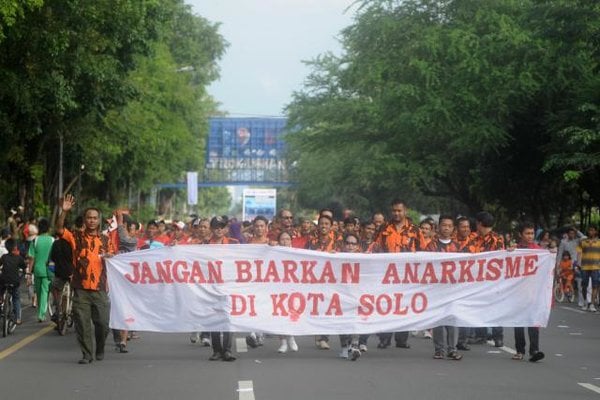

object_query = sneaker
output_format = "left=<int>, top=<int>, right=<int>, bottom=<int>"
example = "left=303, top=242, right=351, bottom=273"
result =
left=447, top=351, right=463, bottom=361
left=246, top=334, right=258, bottom=349
left=433, top=352, right=444, bottom=359
left=117, top=343, right=128, bottom=353
left=350, top=348, right=361, bottom=361
left=222, top=351, right=236, bottom=362
left=201, top=337, right=211, bottom=347
left=456, top=343, right=471, bottom=351
left=257, top=333, right=265, bottom=346
left=339, top=347, right=349, bottom=359
left=319, top=340, right=330, bottom=350
left=278, top=339, right=288, bottom=353
left=580, top=302, right=588, bottom=310
left=288, top=337, right=299, bottom=352
left=589, top=303, right=597, bottom=312
left=529, top=351, right=545, bottom=362
left=359, top=344, right=368, bottom=352
left=209, top=352, right=222, bottom=361
left=423, top=330, right=432, bottom=339
left=190, top=332, right=199, bottom=344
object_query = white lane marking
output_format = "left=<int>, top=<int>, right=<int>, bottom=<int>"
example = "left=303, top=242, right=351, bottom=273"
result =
left=555, top=354, right=563, bottom=357
left=485, top=340, right=517, bottom=356
left=569, top=332, right=583, bottom=336
left=560, top=306, right=588, bottom=315
left=236, top=337, right=248, bottom=353
left=578, top=383, right=600, bottom=395
left=557, top=325, right=569, bottom=328
left=499, top=346, right=516, bottom=355
left=238, top=380, right=256, bottom=400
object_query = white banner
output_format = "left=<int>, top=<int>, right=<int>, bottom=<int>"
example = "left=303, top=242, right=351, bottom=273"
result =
left=186, top=171, right=198, bottom=205
left=106, top=245, right=554, bottom=334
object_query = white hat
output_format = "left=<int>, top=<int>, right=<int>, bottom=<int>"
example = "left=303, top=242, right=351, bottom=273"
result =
left=26, top=224, right=39, bottom=241
left=174, top=221, right=185, bottom=230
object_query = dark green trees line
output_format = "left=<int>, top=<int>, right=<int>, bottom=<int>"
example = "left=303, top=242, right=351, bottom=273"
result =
left=0, top=0, right=227, bottom=219
left=286, top=0, right=599, bottom=229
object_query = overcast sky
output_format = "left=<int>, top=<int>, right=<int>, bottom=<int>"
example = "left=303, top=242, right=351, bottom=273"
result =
left=187, top=0, right=357, bottom=117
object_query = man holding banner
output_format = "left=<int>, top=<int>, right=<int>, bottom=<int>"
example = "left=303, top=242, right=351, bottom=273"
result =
left=207, top=216, right=238, bottom=361
left=373, top=198, right=425, bottom=349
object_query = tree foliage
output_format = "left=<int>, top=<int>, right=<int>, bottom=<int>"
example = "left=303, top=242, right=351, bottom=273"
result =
left=287, top=0, right=600, bottom=227
left=0, top=0, right=226, bottom=217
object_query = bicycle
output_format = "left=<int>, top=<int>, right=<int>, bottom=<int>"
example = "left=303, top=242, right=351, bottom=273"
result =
left=56, top=280, right=74, bottom=336
left=554, top=274, right=575, bottom=303
left=0, top=283, right=18, bottom=337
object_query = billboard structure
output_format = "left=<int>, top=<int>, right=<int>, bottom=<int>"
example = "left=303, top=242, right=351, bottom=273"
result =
left=204, top=117, right=289, bottom=185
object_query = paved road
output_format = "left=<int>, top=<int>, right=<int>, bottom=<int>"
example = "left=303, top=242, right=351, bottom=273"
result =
left=1, top=298, right=599, bottom=400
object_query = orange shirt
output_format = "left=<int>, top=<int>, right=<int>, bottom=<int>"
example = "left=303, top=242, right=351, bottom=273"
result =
left=456, top=232, right=477, bottom=252
left=208, top=236, right=239, bottom=245
left=306, top=234, right=342, bottom=252
left=373, top=220, right=425, bottom=253
left=61, top=228, right=115, bottom=291
left=559, top=260, right=574, bottom=278
left=466, top=231, right=505, bottom=253
left=425, top=238, right=460, bottom=252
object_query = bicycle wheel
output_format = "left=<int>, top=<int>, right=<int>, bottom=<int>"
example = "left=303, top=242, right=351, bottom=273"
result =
left=66, top=284, right=74, bottom=328
left=2, top=291, right=9, bottom=337
left=554, top=282, right=565, bottom=303
left=7, top=295, right=16, bottom=334
left=58, top=284, right=70, bottom=336
left=566, top=290, right=575, bottom=303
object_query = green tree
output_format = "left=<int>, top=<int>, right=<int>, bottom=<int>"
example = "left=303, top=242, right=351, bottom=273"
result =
left=0, top=0, right=226, bottom=218
left=287, top=0, right=599, bottom=226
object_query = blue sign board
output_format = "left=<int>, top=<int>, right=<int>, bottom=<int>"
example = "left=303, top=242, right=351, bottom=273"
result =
left=205, top=117, right=289, bottom=183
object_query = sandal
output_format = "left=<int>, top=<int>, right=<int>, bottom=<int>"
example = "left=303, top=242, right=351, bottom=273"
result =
left=447, top=351, right=463, bottom=360
left=512, top=353, right=524, bottom=360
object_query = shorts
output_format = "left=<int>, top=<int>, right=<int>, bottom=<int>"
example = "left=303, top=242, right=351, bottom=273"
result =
left=580, top=270, right=600, bottom=288
left=52, top=276, right=69, bottom=292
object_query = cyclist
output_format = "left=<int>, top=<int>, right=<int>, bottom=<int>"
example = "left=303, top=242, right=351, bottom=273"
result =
left=49, top=234, right=74, bottom=327
left=558, top=252, right=575, bottom=299
left=0, top=239, right=26, bottom=325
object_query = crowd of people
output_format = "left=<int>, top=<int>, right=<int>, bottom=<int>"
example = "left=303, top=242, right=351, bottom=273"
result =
left=0, top=195, right=598, bottom=365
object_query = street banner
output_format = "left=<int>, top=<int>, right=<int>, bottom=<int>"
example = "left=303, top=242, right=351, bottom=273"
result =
left=106, top=246, right=554, bottom=334
left=186, top=171, right=198, bottom=205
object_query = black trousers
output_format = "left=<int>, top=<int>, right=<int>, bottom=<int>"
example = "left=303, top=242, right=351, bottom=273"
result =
left=514, top=327, right=539, bottom=355
left=211, top=332, right=232, bottom=354
left=377, top=331, right=408, bottom=346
